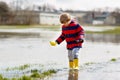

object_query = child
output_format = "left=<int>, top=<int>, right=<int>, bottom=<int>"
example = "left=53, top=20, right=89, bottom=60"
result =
left=50, top=13, right=85, bottom=70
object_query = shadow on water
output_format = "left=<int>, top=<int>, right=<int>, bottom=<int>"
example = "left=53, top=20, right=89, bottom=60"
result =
left=68, top=70, right=78, bottom=80
left=86, top=33, right=120, bottom=44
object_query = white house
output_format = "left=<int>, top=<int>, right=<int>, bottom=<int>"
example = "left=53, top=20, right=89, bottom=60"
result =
left=104, top=14, right=116, bottom=25
left=93, top=20, right=104, bottom=25
left=39, top=12, right=60, bottom=25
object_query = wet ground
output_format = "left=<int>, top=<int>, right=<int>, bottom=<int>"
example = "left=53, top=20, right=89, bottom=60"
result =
left=48, top=59, right=120, bottom=80
left=0, top=27, right=120, bottom=80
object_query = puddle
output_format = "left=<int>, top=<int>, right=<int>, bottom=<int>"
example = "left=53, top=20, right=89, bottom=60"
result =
left=0, top=28, right=120, bottom=80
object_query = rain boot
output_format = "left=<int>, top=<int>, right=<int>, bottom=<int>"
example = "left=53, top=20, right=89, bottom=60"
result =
left=69, top=61, right=74, bottom=70
left=74, top=59, right=79, bottom=70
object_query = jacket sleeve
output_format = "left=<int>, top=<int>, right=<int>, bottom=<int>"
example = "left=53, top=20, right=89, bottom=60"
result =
left=56, top=32, right=65, bottom=44
left=76, top=24, right=85, bottom=39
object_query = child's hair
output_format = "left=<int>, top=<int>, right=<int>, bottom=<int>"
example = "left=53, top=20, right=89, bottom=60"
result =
left=60, top=13, right=71, bottom=24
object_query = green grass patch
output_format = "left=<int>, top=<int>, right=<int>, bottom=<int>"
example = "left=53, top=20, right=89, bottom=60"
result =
left=0, top=25, right=32, bottom=29
left=0, top=24, right=60, bottom=32
left=19, top=75, right=32, bottom=80
left=0, top=69, right=57, bottom=80
left=1, top=64, right=58, bottom=80
left=42, top=69, right=57, bottom=76
left=6, top=64, right=30, bottom=71
left=34, top=25, right=60, bottom=31
left=110, top=58, right=117, bottom=62
left=101, top=27, right=120, bottom=34
left=0, top=74, right=9, bottom=80
left=31, top=69, right=57, bottom=79
left=84, top=62, right=94, bottom=65
left=86, top=27, right=120, bottom=34
left=0, top=24, right=60, bottom=30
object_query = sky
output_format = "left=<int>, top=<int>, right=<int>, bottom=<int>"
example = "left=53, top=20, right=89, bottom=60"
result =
left=1, top=0, right=120, bottom=11
left=56, top=0, right=120, bottom=10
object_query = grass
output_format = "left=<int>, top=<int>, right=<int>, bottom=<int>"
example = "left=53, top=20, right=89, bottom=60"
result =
left=19, top=64, right=30, bottom=70
left=103, top=27, right=120, bottom=34
left=84, top=62, right=95, bottom=65
left=3, top=64, right=57, bottom=80
left=0, top=24, right=60, bottom=32
left=6, top=64, right=30, bottom=71
left=0, top=69, right=57, bottom=80
left=86, top=27, right=120, bottom=34
left=1, top=24, right=120, bottom=34
left=0, top=24, right=60, bottom=29
left=110, top=58, right=117, bottom=62
left=36, top=25, right=60, bottom=31
left=31, top=69, right=57, bottom=79
left=0, top=25, right=32, bottom=29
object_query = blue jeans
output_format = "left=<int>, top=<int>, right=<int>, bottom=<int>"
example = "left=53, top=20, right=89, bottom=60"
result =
left=68, top=48, right=80, bottom=61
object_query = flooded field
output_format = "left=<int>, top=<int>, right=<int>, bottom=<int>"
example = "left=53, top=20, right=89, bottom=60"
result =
left=0, top=28, right=120, bottom=80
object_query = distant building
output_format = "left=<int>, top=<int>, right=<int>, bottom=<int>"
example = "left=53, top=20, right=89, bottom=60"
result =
left=105, top=12, right=120, bottom=25
left=93, top=16, right=106, bottom=25
left=1, top=9, right=119, bottom=26
left=0, top=10, right=61, bottom=25
left=82, top=12, right=93, bottom=24
left=64, top=10, right=88, bottom=24
left=39, top=11, right=76, bottom=25
left=92, top=12, right=109, bottom=25
left=90, top=12, right=120, bottom=25
left=39, top=12, right=60, bottom=25
left=104, top=14, right=116, bottom=25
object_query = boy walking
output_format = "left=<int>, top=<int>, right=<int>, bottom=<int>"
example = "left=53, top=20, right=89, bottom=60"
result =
left=50, top=13, right=84, bottom=70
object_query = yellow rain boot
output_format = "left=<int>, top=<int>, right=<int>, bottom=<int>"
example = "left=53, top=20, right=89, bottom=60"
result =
left=69, top=61, right=74, bottom=70
left=74, top=59, right=79, bottom=70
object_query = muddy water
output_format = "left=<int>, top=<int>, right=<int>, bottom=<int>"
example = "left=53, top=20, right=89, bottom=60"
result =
left=0, top=29, right=120, bottom=80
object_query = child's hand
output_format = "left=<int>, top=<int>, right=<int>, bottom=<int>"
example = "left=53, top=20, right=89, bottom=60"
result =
left=79, top=39, right=84, bottom=43
left=49, top=41, right=57, bottom=46
left=76, top=39, right=84, bottom=43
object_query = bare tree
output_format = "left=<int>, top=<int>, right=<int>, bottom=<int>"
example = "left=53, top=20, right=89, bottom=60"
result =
left=0, top=1, right=12, bottom=24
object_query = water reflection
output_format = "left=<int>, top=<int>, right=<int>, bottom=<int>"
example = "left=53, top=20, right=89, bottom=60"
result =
left=86, top=34, right=120, bottom=43
left=68, top=70, right=78, bottom=80
left=0, top=32, right=40, bottom=38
